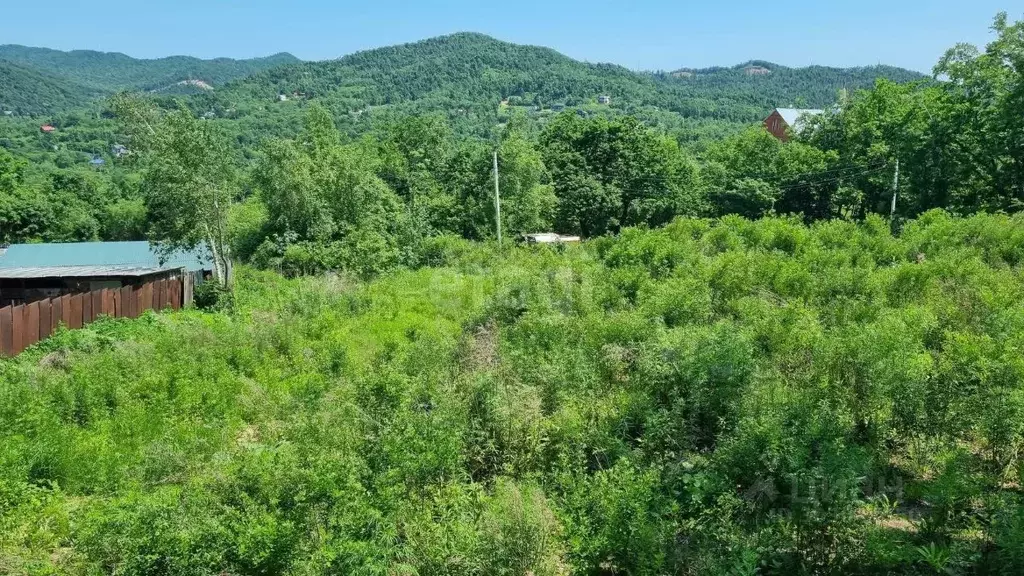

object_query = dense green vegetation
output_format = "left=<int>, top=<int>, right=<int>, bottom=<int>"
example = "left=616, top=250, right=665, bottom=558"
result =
left=4, top=211, right=1024, bottom=574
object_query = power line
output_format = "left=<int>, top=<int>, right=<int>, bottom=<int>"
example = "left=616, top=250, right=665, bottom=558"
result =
left=736, top=161, right=889, bottom=183
left=774, top=165, right=891, bottom=192
left=493, top=150, right=502, bottom=249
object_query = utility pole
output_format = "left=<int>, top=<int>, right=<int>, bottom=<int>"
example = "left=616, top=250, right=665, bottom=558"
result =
left=493, top=150, right=502, bottom=249
left=890, top=159, right=899, bottom=219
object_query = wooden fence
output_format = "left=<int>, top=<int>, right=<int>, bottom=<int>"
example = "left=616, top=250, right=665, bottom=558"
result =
left=0, top=276, right=183, bottom=357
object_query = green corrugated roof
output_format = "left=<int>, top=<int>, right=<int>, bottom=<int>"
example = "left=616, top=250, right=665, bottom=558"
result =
left=0, top=242, right=213, bottom=272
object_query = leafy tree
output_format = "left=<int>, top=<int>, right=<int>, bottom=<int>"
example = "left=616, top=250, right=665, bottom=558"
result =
left=497, top=121, right=556, bottom=236
left=934, top=12, right=1024, bottom=211
left=541, top=113, right=702, bottom=236
left=251, top=103, right=414, bottom=276
left=113, top=94, right=238, bottom=288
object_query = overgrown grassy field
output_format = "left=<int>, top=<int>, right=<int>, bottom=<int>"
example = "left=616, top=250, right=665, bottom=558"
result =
left=3, top=211, right=1024, bottom=575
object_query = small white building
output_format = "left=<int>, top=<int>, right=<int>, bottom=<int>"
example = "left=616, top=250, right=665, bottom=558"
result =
left=523, top=233, right=582, bottom=245
left=598, top=95, right=611, bottom=105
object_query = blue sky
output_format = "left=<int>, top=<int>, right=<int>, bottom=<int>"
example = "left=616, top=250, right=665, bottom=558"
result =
left=1, top=1, right=1015, bottom=72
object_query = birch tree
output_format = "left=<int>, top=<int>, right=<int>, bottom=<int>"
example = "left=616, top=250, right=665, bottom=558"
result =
left=112, top=94, right=237, bottom=289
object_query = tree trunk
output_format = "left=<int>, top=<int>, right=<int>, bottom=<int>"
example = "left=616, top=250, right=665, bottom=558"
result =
left=222, top=247, right=234, bottom=291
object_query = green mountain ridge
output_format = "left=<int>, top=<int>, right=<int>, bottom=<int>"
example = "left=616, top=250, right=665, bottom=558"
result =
left=204, top=32, right=925, bottom=132
left=0, top=44, right=300, bottom=114
left=1, top=33, right=925, bottom=123
left=0, top=60, right=101, bottom=115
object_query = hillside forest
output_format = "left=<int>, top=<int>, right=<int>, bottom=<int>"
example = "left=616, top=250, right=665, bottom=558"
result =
left=1, top=11, right=1024, bottom=576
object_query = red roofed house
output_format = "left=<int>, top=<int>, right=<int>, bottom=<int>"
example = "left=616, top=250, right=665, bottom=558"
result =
left=763, top=108, right=823, bottom=141
left=40, top=125, right=56, bottom=133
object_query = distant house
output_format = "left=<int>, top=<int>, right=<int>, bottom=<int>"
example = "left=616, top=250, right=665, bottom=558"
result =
left=764, top=108, right=823, bottom=141
left=111, top=144, right=129, bottom=158
left=744, top=65, right=772, bottom=76
left=40, top=125, right=56, bottom=133
left=598, top=95, right=611, bottom=105
left=277, top=94, right=288, bottom=102
left=2, top=110, right=13, bottom=116
left=550, top=103, right=566, bottom=112
left=90, top=157, right=105, bottom=167
left=0, top=241, right=212, bottom=306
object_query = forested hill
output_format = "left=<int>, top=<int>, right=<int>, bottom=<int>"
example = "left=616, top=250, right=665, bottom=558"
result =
left=661, top=60, right=925, bottom=111
left=0, top=60, right=102, bottom=115
left=1, top=33, right=924, bottom=124
left=209, top=32, right=925, bottom=127
left=0, top=44, right=299, bottom=113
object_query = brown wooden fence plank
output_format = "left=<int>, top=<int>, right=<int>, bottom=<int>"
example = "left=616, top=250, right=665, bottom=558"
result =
left=38, top=299, right=52, bottom=340
left=69, top=295, right=83, bottom=329
left=105, top=289, right=115, bottom=316
left=159, top=279, right=168, bottom=310
left=144, top=282, right=154, bottom=313
left=11, top=304, right=25, bottom=354
left=120, top=286, right=131, bottom=318
left=82, top=292, right=93, bottom=325
left=91, top=290, right=102, bottom=321
left=51, top=296, right=63, bottom=332
left=131, top=285, right=141, bottom=317
left=61, top=295, right=72, bottom=328
left=0, top=306, right=12, bottom=356
left=26, top=302, right=40, bottom=349
left=170, top=279, right=180, bottom=310
left=113, top=288, right=121, bottom=318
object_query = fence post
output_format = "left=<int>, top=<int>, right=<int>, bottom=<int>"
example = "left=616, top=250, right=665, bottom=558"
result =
left=61, top=295, right=72, bottom=328
left=52, top=296, right=63, bottom=333
left=38, top=298, right=52, bottom=340
left=25, top=302, right=39, bottom=348
left=184, top=272, right=194, bottom=308
left=70, top=294, right=83, bottom=329
left=91, top=290, right=102, bottom=321
left=0, top=305, right=12, bottom=356
left=11, top=304, right=24, bottom=354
